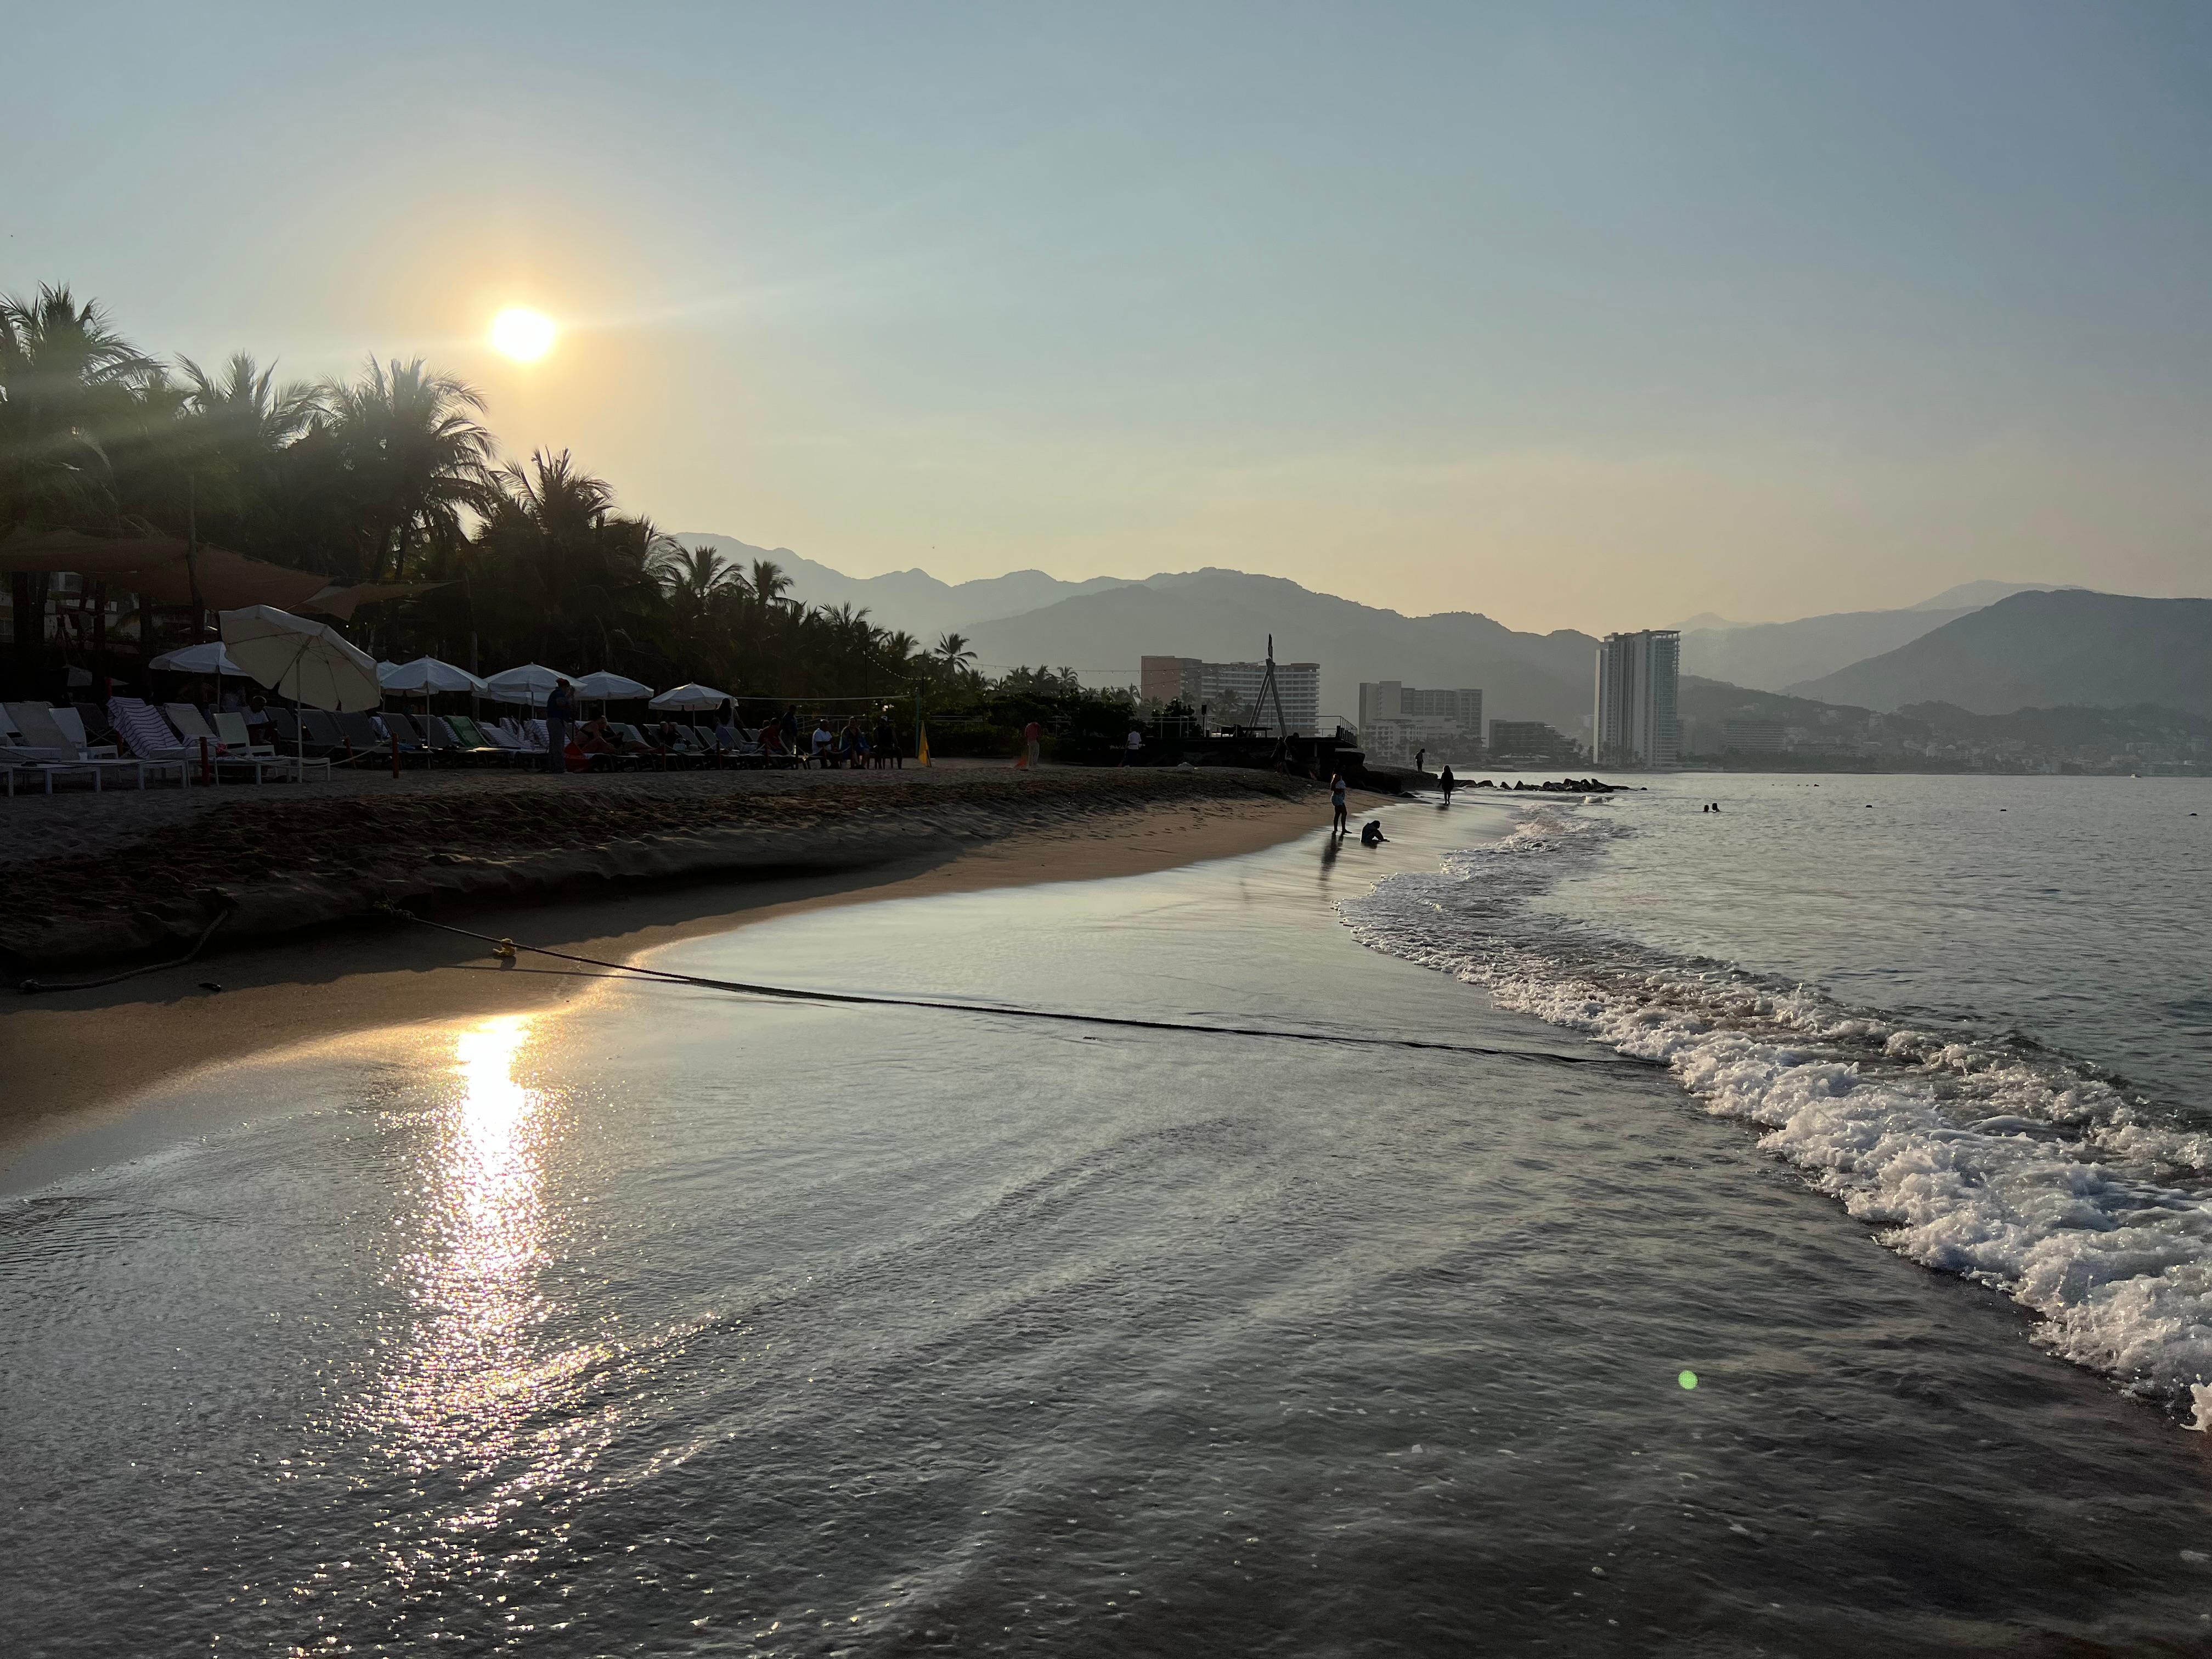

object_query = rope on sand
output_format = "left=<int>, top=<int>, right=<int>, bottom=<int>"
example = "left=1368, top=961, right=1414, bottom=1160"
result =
left=379, top=905, right=1623, bottom=1070
left=17, top=902, right=236, bottom=995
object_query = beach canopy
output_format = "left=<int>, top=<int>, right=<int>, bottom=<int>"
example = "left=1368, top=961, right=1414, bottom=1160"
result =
left=380, top=655, right=487, bottom=694
left=148, top=641, right=245, bottom=676
left=482, top=664, right=577, bottom=706
left=574, top=669, right=654, bottom=700
left=219, top=605, right=381, bottom=713
left=648, top=682, right=735, bottom=712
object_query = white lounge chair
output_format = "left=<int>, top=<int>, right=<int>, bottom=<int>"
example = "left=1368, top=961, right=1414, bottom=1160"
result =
left=0, top=754, right=103, bottom=794
left=102, top=698, right=206, bottom=787
left=7, top=701, right=184, bottom=789
left=47, top=706, right=119, bottom=758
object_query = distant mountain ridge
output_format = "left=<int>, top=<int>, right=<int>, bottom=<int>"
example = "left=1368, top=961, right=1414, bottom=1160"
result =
left=1787, top=590, right=2212, bottom=716
left=1678, top=581, right=2084, bottom=691
left=673, top=532, right=1135, bottom=637
left=671, top=532, right=2199, bottom=725
left=960, top=568, right=1601, bottom=731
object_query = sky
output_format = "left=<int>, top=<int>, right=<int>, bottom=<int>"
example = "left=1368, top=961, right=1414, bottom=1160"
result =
left=7, top=2, right=2211, bottom=633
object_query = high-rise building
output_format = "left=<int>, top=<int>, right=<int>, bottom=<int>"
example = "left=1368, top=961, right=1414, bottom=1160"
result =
left=1356, top=681, right=1483, bottom=766
left=1139, top=654, right=1322, bottom=735
left=1593, top=630, right=1681, bottom=767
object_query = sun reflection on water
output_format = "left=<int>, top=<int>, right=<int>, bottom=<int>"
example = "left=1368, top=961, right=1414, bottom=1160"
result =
left=384, top=1016, right=557, bottom=1480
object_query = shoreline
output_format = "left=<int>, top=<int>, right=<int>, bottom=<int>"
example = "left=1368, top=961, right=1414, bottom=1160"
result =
left=0, top=782, right=1359, bottom=1171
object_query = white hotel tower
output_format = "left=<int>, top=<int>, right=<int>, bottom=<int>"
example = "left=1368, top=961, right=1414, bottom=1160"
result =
left=1593, top=629, right=1681, bottom=768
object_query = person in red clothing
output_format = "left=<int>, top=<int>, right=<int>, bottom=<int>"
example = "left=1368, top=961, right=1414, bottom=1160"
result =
left=1021, top=719, right=1041, bottom=769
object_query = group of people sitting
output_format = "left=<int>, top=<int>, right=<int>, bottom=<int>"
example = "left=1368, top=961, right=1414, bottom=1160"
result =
left=686, top=704, right=905, bottom=769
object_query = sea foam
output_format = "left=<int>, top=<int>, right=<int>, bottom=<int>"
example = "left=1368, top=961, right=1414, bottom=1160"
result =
left=1342, top=802, right=2212, bottom=1417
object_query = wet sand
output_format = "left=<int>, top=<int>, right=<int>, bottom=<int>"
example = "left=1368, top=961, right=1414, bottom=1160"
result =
left=0, top=787, right=1356, bottom=1170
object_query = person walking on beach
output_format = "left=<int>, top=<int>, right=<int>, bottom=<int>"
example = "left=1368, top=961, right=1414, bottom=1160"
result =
left=1330, top=771, right=1349, bottom=837
left=545, top=678, right=575, bottom=774
left=780, top=704, right=800, bottom=753
left=1440, top=763, right=1455, bottom=802
left=1022, top=718, right=1041, bottom=769
left=1414, top=746, right=1426, bottom=774
left=874, top=712, right=898, bottom=769
left=1122, top=726, right=1143, bottom=765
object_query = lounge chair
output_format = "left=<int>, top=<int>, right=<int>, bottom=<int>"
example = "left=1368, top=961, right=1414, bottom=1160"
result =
left=446, top=713, right=500, bottom=752
left=301, top=710, right=349, bottom=755
left=213, top=710, right=326, bottom=783
left=80, top=699, right=199, bottom=787
left=72, top=701, right=119, bottom=748
left=13, top=699, right=185, bottom=788
left=214, top=712, right=276, bottom=758
left=0, top=754, right=103, bottom=794
left=49, top=707, right=119, bottom=759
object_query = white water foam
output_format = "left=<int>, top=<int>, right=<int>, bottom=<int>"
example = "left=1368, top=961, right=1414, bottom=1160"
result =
left=1344, top=801, right=2212, bottom=1417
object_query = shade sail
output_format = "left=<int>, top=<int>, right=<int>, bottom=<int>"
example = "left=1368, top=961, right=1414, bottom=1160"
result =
left=0, top=529, right=334, bottom=610
left=306, top=580, right=450, bottom=620
left=648, top=682, right=736, bottom=712
left=482, top=664, right=577, bottom=706
left=574, top=670, right=655, bottom=699
left=148, top=642, right=246, bottom=675
left=219, top=606, right=381, bottom=713
left=380, top=656, right=488, bottom=694
left=0, top=529, right=443, bottom=617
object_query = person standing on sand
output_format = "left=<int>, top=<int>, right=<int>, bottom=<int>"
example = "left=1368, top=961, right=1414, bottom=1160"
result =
left=545, top=679, right=575, bottom=775
left=1440, top=763, right=1455, bottom=802
left=781, top=704, right=800, bottom=753
left=1123, top=726, right=1143, bottom=766
left=1415, top=746, right=1425, bottom=774
left=1022, top=718, right=1041, bottom=769
left=1330, top=771, right=1349, bottom=837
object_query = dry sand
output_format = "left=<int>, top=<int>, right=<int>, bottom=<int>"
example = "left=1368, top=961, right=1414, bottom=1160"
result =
left=0, top=786, right=1355, bottom=1166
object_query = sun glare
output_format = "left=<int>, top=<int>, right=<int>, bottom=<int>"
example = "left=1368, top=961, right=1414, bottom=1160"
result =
left=490, top=307, right=557, bottom=362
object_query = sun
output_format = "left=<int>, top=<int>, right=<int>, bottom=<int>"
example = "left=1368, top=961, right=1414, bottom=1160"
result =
left=489, top=307, right=557, bottom=362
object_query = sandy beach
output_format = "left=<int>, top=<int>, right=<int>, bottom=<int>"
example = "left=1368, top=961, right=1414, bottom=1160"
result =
left=0, top=761, right=1344, bottom=970
left=0, top=770, right=1358, bottom=1159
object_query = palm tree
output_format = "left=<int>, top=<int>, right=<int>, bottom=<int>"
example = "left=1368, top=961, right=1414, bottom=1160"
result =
left=469, top=449, right=663, bottom=669
left=651, top=541, right=743, bottom=613
left=0, top=284, right=156, bottom=534
left=321, top=357, right=496, bottom=583
left=935, top=631, right=976, bottom=671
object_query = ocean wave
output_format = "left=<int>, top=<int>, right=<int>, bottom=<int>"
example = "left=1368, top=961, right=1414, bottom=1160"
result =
left=1342, top=801, right=2212, bottom=1423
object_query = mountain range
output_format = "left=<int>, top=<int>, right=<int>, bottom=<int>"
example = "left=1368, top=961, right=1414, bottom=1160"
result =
left=1788, top=590, right=2212, bottom=717
left=675, top=530, right=2208, bottom=728
left=677, top=533, right=1131, bottom=638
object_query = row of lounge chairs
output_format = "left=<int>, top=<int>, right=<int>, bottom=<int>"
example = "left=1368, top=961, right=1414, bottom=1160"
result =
left=2, top=698, right=806, bottom=793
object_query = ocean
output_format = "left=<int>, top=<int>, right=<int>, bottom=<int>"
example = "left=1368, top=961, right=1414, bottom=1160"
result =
left=5, top=774, right=2211, bottom=1655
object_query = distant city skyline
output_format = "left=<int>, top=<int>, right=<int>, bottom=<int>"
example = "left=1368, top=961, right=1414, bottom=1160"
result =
left=8, top=3, right=2211, bottom=632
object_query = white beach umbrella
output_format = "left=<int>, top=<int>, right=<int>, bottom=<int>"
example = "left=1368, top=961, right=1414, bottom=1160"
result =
left=220, top=605, right=382, bottom=771
left=482, top=663, right=576, bottom=707
left=148, top=641, right=245, bottom=676
left=574, top=669, right=654, bottom=700
left=648, top=682, right=735, bottom=712
left=220, top=607, right=380, bottom=710
left=380, top=656, right=488, bottom=695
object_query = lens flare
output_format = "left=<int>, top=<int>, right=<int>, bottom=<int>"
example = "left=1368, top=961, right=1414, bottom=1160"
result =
left=490, top=307, right=557, bottom=362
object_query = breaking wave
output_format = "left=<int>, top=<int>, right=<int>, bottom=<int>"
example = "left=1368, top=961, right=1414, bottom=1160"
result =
left=1342, top=800, right=2212, bottom=1425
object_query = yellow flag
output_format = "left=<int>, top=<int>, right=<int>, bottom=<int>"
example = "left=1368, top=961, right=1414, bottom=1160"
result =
left=917, top=722, right=930, bottom=767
